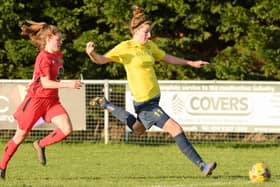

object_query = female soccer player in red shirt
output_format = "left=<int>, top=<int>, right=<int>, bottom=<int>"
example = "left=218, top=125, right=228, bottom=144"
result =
left=0, top=20, right=82, bottom=179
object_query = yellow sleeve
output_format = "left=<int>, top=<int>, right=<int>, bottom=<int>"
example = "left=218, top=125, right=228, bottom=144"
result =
left=105, top=42, right=126, bottom=64
left=148, top=41, right=166, bottom=61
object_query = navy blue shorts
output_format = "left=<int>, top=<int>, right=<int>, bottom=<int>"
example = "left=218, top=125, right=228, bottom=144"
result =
left=133, top=95, right=170, bottom=129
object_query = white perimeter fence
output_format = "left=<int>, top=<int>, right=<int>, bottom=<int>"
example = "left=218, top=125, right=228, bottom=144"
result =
left=1, top=79, right=280, bottom=144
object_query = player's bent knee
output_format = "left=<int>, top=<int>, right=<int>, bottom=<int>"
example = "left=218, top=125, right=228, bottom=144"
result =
left=60, top=125, right=72, bottom=136
left=163, top=119, right=183, bottom=137
left=63, top=128, right=72, bottom=136
left=134, top=128, right=145, bottom=135
left=132, top=122, right=146, bottom=135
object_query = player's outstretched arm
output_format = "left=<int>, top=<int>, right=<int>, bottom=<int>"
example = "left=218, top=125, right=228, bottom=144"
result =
left=163, top=54, right=209, bottom=68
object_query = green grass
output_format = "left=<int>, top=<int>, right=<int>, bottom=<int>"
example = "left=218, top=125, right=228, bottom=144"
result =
left=0, top=142, right=279, bottom=187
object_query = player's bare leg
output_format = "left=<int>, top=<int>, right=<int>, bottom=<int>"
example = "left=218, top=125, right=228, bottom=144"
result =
left=132, top=121, right=146, bottom=135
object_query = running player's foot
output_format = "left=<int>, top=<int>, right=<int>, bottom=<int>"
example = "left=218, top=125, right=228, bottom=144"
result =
left=0, top=168, right=6, bottom=180
left=89, top=97, right=109, bottom=109
left=33, top=140, right=46, bottom=166
left=201, top=162, right=217, bottom=176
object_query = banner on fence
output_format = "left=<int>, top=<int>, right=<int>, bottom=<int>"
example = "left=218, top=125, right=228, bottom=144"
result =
left=126, top=81, right=280, bottom=133
left=0, top=82, right=86, bottom=130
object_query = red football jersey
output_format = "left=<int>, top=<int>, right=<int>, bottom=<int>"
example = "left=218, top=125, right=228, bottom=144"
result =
left=27, top=50, right=64, bottom=98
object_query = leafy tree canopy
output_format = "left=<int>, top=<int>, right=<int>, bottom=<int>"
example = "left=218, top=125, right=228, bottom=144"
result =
left=0, top=0, right=279, bottom=80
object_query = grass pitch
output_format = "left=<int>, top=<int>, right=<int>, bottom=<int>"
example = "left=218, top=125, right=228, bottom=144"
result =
left=0, top=142, right=279, bottom=187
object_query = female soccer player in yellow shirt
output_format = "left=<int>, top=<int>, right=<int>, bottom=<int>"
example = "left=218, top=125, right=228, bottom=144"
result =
left=86, top=5, right=216, bottom=176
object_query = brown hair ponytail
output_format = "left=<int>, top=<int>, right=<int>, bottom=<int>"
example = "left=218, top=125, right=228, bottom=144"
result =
left=21, top=20, right=61, bottom=50
left=130, top=5, right=151, bottom=34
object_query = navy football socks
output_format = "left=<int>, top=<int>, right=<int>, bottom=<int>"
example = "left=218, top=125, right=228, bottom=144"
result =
left=174, top=132, right=203, bottom=167
left=105, top=101, right=136, bottom=131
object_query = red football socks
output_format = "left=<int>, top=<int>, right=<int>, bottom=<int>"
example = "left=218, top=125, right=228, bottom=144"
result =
left=0, top=139, right=19, bottom=169
left=39, top=128, right=67, bottom=147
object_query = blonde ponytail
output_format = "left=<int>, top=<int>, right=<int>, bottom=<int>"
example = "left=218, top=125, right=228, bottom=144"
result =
left=21, top=20, right=60, bottom=50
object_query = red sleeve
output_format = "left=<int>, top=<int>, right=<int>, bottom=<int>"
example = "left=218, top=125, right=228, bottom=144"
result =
left=35, top=52, right=51, bottom=78
left=39, top=59, right=51, bottom=77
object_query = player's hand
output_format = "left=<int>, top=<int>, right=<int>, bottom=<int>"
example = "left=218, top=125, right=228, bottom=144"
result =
left=190, top=60, right=209, bottom=68
left=70, top=80, right=83, bottom=89
left=86, top=41, right=95, bottom=55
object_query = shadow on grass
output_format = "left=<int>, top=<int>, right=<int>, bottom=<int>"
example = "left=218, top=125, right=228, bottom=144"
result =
left=11, top=175, right=248, bottom=180
left=8, top=174, right=280, bottom=183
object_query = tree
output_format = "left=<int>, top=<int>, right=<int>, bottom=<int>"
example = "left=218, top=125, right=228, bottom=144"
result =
left=210, top=0, right=280, bottom=80
left=0, top=0, right=279, bottom=81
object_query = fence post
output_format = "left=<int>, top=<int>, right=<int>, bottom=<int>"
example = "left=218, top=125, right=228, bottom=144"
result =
left=104, top=80, right=109, bottom=144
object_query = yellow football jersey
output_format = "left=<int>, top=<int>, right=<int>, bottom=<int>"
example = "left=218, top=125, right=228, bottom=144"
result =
left=105, top=40, right=165, bottom=102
